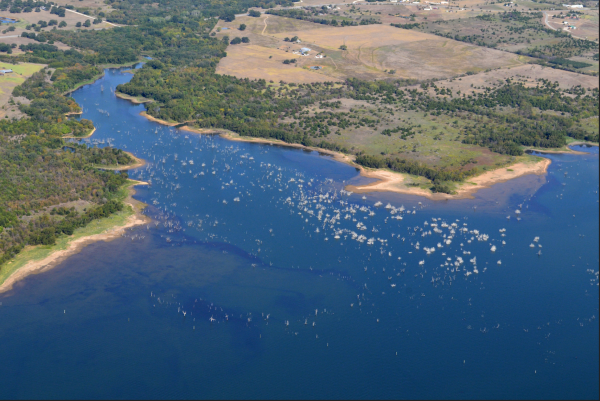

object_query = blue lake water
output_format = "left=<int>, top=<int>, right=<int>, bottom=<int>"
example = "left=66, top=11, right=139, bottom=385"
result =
left=0, top=67, right=598, bottom=399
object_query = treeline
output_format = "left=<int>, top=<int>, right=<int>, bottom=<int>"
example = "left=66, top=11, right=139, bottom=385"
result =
left=0, top=199, right=125, bottom=267
left=547, top=57, right=592, bottom=69
left=267, top=8, right=380, bottom=27
left=104, top=0, right=298, bottom=25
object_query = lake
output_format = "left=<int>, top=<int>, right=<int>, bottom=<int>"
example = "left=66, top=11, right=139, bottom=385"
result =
left=0, top=66, right=597, bottom=399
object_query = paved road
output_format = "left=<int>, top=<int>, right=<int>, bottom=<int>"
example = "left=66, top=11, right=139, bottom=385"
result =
left=543, top=11, right=558, bottom=31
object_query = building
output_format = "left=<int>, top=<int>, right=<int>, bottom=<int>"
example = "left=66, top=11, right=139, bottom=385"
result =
left=0, top=69, right=13, bottom=75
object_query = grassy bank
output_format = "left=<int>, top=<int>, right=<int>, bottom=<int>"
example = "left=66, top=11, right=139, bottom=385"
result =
left=0, top=180, right=146, bottom=289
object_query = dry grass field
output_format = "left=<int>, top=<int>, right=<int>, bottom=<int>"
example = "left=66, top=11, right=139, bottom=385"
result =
left=3, top=8, right=113, bottom=30
left=214, top=17, right=524, bottom=83
left=351, top=3, right=493, bottom=24
left=271, top=24, right=523, bottom=79
left=0, top=8, right=114, bottom=55
left=408, top=64, right=599, bottom=97
left=0, top=62, right=45, bottom=118
left=215, top=15, right=340, bottom=83
left=0, top=35, right=71, bottom=55
left=217, top=44, right=340, bottom=83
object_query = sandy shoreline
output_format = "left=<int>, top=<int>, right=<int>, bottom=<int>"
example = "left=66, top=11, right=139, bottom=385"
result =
left=0, top=181, right=150, bottom=294
left=347, top=159, right=552, bottom=200
left=115, top=92, right=153, bottom=104
left=63, top=127, right=96, bottom=139
left=526, top=142, right=598, bottom=155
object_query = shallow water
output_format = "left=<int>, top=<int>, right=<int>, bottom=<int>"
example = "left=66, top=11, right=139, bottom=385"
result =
left=0, top=67, right=597, bottom=399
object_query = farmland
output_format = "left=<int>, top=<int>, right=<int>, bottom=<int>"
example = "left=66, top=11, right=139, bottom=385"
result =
left=214, top=16, right=524, bottom=82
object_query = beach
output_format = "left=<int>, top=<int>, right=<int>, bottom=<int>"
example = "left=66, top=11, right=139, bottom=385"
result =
left=63, top=127, right=96, bottom=139
left=347, top=159, right=552, bottom=200
left=115, top=92, right=153, bottom=104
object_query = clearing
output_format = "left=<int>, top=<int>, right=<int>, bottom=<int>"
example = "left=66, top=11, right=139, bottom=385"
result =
left=0, top=61, right=45, bottom=118
left=411, top=63, right=599, bottom=96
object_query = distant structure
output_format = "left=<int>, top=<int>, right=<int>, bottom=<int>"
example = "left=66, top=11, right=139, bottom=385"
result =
left=562, top=4, right=583, bottom=8
left=0, top=69, right=13, bottom=75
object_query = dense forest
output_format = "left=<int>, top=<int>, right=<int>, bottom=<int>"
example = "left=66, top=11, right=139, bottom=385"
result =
left=0, top=36, right=136, bottom=268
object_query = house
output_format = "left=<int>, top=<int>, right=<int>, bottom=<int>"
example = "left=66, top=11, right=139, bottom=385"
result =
left=0, top=69, right=13, bottom=75
left=301, top=47, right=311, bottom=54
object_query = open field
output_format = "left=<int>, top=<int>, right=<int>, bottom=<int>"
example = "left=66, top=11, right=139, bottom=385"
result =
left=215, top=17, right=524, bottom=82
left=271, top=24, right=523, bottom=80
left=0, top=61, right=44, bottom=117
left=410, top=63, right=599, bottom=96
left=0, top=35, right=72, bottom=55
left=0, top=8, right=114, bottom=56
left=3, top=9, right=114, bottom=31
left=352, top=3, right=494, bottom=24
left=278, top=96, right=516, bottom=172
left=216, top=43, right=340, bottom=83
